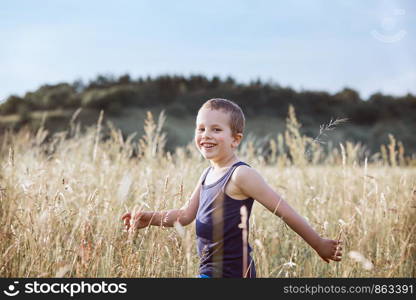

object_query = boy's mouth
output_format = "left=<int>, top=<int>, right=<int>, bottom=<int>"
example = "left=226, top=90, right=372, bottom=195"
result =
left=200, top=142, right=217, bottom=149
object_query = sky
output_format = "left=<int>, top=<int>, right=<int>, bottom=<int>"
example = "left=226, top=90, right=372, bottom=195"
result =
left=1, top=0, right=415, bottom=102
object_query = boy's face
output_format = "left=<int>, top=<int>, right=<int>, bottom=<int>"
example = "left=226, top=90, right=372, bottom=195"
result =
left=195, top=108, right=242, bottom=162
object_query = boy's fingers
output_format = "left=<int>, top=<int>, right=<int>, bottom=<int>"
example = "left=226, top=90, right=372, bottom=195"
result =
left=333, top=249, right=342, bottom=258
left=332, top=240, right=343, bottom=249
left=121, top=213, right=132, bottom=232
left=121, top=212, right=131, bottom=220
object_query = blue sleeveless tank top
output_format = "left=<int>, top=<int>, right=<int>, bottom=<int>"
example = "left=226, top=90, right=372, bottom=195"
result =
left=196, top=161, right=256, bottom=278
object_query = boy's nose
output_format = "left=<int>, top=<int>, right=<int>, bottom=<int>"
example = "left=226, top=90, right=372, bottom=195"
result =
left=201, top=130, right=212, bottom=138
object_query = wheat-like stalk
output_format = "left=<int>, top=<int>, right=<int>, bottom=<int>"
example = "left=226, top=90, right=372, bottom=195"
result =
left=0, top=110, right=414, bottom=278
left=314, top=118, right=349, bottom=145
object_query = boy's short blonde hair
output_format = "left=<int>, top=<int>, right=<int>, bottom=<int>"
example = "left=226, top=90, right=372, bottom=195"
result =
left=199, top=98, right=245, bottom=136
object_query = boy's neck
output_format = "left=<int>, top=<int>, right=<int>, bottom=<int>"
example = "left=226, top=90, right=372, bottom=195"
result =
left=209, top=154, right=240, bottom=170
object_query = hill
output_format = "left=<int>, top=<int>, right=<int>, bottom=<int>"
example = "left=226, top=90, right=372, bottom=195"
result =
left=1, top=74, right=415, bottom=155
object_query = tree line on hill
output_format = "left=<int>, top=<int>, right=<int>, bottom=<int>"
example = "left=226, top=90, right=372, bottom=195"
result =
left=1, top=74, right=415, bottom=154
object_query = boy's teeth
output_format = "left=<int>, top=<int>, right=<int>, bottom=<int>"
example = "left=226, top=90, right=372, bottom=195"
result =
left=203, top=143, right=215, bottom=148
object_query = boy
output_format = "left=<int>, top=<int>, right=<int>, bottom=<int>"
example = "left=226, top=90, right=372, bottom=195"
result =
left=122, top=98, right=342, bottom=278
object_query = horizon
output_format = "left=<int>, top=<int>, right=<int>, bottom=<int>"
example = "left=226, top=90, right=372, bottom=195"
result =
left=1, top=0, right=415, bottom=102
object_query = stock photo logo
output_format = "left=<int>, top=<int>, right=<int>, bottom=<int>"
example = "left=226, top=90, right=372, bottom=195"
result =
left=2, top=280, right=128, bottom=297
left=3, top=281, right=20, bottom=297
left=371, top=8, right=407, bottom=43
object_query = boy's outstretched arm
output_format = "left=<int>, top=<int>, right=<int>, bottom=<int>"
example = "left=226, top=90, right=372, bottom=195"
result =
left=233, top=166, right=342, bottom=263
left=121, top=182, right=201, bottom=231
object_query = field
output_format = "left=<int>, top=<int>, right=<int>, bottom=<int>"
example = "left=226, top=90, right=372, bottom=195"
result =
left=0, top=110, right=415, bottom=277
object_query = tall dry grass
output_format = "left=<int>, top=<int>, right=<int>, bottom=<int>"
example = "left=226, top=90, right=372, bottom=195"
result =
left=0, top=108, right=415, bottom=277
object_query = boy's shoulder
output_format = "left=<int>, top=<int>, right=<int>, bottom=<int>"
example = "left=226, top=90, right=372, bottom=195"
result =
left=231, top=164, right=261, bottom=185
left=228, top=164, right=268, bottom=198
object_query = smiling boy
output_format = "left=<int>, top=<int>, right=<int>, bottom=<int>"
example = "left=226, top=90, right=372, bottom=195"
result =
left=122, top=98, right=342, bottom=278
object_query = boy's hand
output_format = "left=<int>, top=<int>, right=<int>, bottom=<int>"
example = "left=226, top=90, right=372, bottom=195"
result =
left=121, top=211, right=149, bottom=232
left=315, top=238, right=343, bottom=263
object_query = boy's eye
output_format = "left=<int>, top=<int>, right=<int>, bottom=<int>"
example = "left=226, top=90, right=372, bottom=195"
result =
left=197, top=128, right=205, bottom=132
left=214, top=128, right=222, bottom=132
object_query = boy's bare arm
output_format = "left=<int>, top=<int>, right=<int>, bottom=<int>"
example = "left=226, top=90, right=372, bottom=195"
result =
left=234, top=166, right=342, bottom=262
left=137, top=209, right=187, bottom=227
left=136, top=184, right=201, bottom=227
left=122, top=175, right=202, bottom=230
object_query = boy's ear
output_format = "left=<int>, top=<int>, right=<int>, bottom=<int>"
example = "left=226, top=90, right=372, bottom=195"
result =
left=232, top=133, right=243, bottom=148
